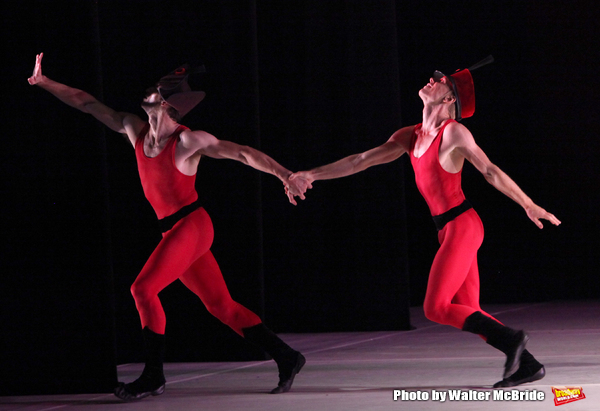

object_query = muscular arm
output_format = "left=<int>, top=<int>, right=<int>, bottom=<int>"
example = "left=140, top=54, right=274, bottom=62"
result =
left=291, top=126, right=413, bottom=185
left=28, top=53, right=145, bottom=146
left=446, top=122, right=561, bottom=229
left=180, top=130, right=310, bottom=205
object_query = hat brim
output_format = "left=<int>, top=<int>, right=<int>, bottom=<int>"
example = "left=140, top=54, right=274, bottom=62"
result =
left=450, top=69, right=475, bottom=120
left=164, top=91, right=206, bottom=118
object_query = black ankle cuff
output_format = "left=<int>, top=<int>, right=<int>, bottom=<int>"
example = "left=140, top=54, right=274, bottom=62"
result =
left=243, top=323, right=296, bottom=362
left=462, top=311, right=488, bottom=333
left=142, top=327, right=166, bottom=370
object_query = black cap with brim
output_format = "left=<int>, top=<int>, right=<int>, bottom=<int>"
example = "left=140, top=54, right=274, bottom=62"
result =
left=157, top=64, right=206, bottom=118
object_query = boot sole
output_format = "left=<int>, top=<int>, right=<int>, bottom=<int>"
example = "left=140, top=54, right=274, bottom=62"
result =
left=494, top=365, right=545, bottom=388
left=270, top=353, right=306, bottom=394
left=114, top=382, right=166, bottom=401
left=152, top=384, right=166, bottom=396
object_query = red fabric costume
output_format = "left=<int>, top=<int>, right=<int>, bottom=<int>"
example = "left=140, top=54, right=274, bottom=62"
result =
left=132, top=125, right=262, bottom=335
left=410, top=119, right=501, bottom=330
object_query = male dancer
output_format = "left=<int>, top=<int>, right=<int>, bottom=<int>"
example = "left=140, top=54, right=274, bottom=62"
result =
left=290, top=60, right=560, bottom=387
left=28, top=53, right=307, bottom=400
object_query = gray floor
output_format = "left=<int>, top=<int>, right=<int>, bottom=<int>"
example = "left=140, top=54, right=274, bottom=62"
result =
left=2, top=300, right=599, bottom=411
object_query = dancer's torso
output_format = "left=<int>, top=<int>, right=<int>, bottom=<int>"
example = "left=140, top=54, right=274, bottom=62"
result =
left=410, top=119, right=466, bottom=216
left=135, top=124, right=198, bottom=219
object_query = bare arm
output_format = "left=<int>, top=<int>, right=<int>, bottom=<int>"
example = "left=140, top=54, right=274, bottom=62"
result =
left=28, top=53, right=146, bottom=146
left=447, top=122, right=561, bottom=229
left=180, top=130, right=310, bottom=205
left=290, top=126, right=413, bottom=187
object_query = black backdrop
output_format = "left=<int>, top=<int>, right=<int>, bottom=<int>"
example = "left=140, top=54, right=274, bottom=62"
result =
left=2, top=0, right=598, bottom=396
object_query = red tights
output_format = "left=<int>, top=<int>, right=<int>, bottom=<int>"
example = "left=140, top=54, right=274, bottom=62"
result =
left=423, top=209, right=502, bottom=331
left=130, top=207, right=262, bottom=336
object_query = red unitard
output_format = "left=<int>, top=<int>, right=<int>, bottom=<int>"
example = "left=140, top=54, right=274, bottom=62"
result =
left=410, top=119, right=501, bottom=330
left=131, top=125, right=262, bottom=335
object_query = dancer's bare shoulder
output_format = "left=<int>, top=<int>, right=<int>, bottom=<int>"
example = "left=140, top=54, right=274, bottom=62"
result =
left=388, top=125, right=416, bottom=151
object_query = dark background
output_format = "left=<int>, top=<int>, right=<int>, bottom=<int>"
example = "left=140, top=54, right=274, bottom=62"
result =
left=1, top=0, right=597, bottom=396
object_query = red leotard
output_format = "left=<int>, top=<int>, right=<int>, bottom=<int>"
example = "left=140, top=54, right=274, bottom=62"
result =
left=135, top=125, right=197, bottom=219
left=410, top=122, right=466, bottom=216
left=130, top=125, right=261, bottom=335
left=410, top=120, right=501, bottom=330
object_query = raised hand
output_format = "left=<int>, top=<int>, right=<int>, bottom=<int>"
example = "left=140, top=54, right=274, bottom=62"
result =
left=28, top=53, right=45, bottom=85
left=526, top=204, right=561, bottom=229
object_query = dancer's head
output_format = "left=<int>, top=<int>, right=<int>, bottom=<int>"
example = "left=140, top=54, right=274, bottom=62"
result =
left=434, top=68, right=475, bottom=121
left=419, top=74, right=458, bottom=119
left=141, top=64, right=206, bottom=121
left=424, top=56, right=494, bottom=121
left=141, top=86, right=181, bottom=122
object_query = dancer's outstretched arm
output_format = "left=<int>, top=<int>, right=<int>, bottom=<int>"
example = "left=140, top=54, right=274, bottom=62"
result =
left=28, top=53, right=146, bottom=146
left=179, top=129, right=311, bottom=205
left=445, top=121, right=561, bottom=229
left=290, top=126, right=413, bottom=189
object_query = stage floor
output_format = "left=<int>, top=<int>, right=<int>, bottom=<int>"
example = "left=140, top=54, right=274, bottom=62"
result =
left=2, top=300, right=599, bottom=410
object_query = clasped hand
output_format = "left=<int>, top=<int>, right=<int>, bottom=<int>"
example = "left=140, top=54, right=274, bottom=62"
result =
left=283, top=171, right=313, bottom=205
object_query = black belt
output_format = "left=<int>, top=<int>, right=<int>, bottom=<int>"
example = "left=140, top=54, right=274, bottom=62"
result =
left=158, top=198, right=202, bottom=233
left=432, top=200, right=473, bottom=231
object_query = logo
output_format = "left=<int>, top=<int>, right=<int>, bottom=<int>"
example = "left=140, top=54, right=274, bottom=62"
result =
left=392, top=389, right=545, bottom=403
left=551, top=386, right=586, bottom=406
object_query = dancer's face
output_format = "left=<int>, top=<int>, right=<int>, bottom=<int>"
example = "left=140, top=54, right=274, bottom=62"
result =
left=419, top=75, right=454, bottom=103
left=141, top=87, right=163, bottom=112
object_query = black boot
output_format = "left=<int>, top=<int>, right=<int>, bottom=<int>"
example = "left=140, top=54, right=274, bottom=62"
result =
left=114, top=327, right=167, bottom=401
left=493, top=349, right=545, bottom=387
left=462, top=311, right=529, bottom=379
left=243, top=323, right=306, bottom=394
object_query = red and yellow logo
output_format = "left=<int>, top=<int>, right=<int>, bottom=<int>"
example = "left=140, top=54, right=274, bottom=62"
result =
left=551, top=386, right=586, bottom=406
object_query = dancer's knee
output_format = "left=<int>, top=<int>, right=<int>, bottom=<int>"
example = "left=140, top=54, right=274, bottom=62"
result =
left=130, top=280, right=156, bottom=306
left=205, top=298, right=236, bottom=323
left=423, top=300, right=449, bottom=324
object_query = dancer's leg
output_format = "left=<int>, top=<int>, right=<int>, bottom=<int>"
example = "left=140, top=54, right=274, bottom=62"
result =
left=180, top=250, right=305, bottom=394
left=452, top=257, right=503, bottom=326
left=130, top=208, right=214, bottom=334
left=454, top=262, right=545, bottom=386
left=422, top=211, right=528, bottom=379
left=179, top=250, right=262, bottom=335
left=116, top=209, right=213, bottom=401
left=423, top=211, right=484, bottom=329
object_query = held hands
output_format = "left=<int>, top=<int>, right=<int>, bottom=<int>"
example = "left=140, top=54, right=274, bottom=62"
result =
left=526, top=204, right=561, bottom=229
left=283, top=171, right=314, bottom=205
left=28, top=53, right=45, bottom=85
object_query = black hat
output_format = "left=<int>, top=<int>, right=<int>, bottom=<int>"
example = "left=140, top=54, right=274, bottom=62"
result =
left=157, top=64, right=206, bottom=118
